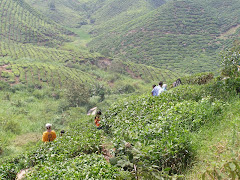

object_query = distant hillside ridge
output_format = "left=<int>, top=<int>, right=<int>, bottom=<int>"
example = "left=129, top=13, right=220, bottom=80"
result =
left=192, top=0, right=240, bottom=32
left=89, top=0, right=166, bottom=36
left=25, top=0, right=166, bottom=34
left=0, top=0, right=73, bottom=47
left=0, top=0, right=105, bottom=69
left=24, top=0, right=91, bottom=28
left=88, top=0, right=240, bottom=73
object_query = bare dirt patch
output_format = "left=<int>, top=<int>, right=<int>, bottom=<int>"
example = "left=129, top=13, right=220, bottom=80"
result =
left=97, top=58, right=112, bottom=68
left=218, top=25, right=240, bottom=40
left=126, top=67, right=141, bottom=79
left=101, top=144, right=115, bottom=163
left=16, top=168, right=31, bottom=180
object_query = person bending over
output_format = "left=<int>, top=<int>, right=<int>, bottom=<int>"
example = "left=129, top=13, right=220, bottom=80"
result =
left=95, top=111, right=102, bottom=129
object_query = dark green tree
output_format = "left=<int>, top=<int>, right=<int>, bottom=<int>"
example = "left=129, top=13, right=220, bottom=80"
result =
left=65, top=82, right=89, bottom=107
left=49, top=0, right=56, bottom=11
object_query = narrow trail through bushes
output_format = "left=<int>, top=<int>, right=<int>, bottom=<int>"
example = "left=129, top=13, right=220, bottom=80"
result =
left=16, top=169, right=30, bottom=180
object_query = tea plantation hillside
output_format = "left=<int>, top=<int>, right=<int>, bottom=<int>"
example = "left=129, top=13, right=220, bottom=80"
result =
left=0, top=0, right=182, bottom=89
left=24, top=0, right=90, bottom=28
left=0, top=0, right=92, bottom=64
left=0, top=0, right=72, bottom=46
left=194, top=0, right=240, bottom=33
left=24, top=0, right=240, bottom=75
left=88, top=0, right=240, bottom=73
left=0, top=0, right=240, bottom=179
left=25, top=0, right=166, bottom=33
left=1, top=43, right=240, bottom=179
left=1, top=71, right=240, bottom=179
left=88, top=0, right=166, bottom=36
left=0, top=60, right=95, bottom=88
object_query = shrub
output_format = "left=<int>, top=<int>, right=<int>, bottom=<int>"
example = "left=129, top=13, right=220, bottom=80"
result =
left=65, top=83, right=90, bottom=107
left=101, top=81, right=227, bottom=176
left=181, top=72, right=214, bottom=85
left=0, top=81, right=10, bottom=91
left=3, top=120, right=21, bottom=134
left=221, top=43, right=240, bottom=77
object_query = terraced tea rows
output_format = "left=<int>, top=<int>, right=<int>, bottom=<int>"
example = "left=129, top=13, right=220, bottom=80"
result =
left=0, top=61, right=94, bottom=88
left=121, top=62, right=182, bottom=82
left=0, top=0, right=72, bottom=46
left=0, top=36, right=103, bottom=64
left=89, top=0, right=236, bottom=73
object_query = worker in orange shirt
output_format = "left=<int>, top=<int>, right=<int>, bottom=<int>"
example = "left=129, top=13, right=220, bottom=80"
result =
left=42, top=123, right=57, bottom=142
left=94, top=111, right=102, bottom=129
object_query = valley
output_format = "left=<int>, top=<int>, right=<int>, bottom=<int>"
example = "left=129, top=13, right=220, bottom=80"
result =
left=0, top=0, right=240, bottom=179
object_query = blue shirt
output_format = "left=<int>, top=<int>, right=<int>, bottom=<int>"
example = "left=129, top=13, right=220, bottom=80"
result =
left=152, top=86, right=160, bottom=96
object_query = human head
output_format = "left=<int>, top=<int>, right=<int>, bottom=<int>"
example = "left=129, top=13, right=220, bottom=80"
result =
left=60, top=130, right=65, bottom=136
left=152, top=84, right=156, bottom=89
left=96, top=111, right=102, bottom=115
left=159, top=81, right=163, bottom=87
left=45, top=123, right=52, bottom=130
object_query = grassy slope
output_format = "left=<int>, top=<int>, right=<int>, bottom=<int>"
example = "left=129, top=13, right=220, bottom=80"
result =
left=1, top=74, right=240, bottom=179
left=88, top=0, right=240, bottom=74
left=0, top=0, right=183, bottom=161
left=0, top=85, right=66, bottom=157
left=185, top=99, right=240, bottom=179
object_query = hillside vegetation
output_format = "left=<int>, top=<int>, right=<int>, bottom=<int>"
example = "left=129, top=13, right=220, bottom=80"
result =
left=0, top=0, right=185, bottom=164
left=25, top=0, right=166, bottom=33
left=1, top=0, right=240, bottom=179
left=23, top=0, right=240, bottom=74
left=1, top=43, right=239, bottom=179
left=1, top=70, right=240, bottom=179
left=88, top=0, right=240, bottom=73
left=0, top=0, right=72, bottom=46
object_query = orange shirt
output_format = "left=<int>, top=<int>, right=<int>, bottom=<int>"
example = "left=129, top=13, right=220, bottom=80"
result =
left=95, top=116, right=100, bottom=127
left=42, top=130, right=57, bottom=142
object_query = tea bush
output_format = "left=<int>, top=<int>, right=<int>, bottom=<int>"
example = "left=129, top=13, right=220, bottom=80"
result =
left=181, top=72, right=214, bottom=85
left=0, top=119, right=102, bottom=179
left=101, top=80, right=230, bottom=176
left=26, top=154, right=120, bottom=179
left=0, top=78, right=238, bottom=179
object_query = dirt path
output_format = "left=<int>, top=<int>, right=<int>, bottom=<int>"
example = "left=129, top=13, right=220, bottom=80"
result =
left=16, top=168, right=30, bottom=180
left=101, top=144, right=114, bottom=163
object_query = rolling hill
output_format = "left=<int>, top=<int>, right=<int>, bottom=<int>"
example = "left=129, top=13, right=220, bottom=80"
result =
left=23, top=0, right=240, bottom=74
left=0, top=0, right=181, bottom=90
left=25, top=0, right=166, bottom=34
left=0, top=0, right=72, bottom=46
left=88, top=0, right=240, bottom=73
left=1, top=0, right=240, bottom=179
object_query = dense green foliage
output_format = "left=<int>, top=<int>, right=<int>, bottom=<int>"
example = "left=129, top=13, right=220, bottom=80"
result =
left=221, top=41, right=240, bottom=77
left=100, top=82, right=230, bottom=176
left=1, top=0, right=240, bottom=179
left=2, top=74, right=239, bottom=179
left=181, top=72, right=214, bottom=85
left=25, top=0, right=165, bottom=31
left=0, top=0, right=71, bottom=46
left=88, top=0, right=240, bottom=73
